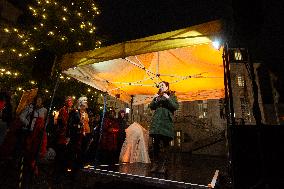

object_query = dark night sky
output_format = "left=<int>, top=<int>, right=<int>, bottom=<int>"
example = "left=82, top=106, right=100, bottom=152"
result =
left=97, top=0, right=231, bottom=43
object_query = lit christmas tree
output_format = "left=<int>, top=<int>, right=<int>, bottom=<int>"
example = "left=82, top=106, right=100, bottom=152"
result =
left=0, top=0, right=104, bottom=106
left=0, top=0, right=102, bottom=59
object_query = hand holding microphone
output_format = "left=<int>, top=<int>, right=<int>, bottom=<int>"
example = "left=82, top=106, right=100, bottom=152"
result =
left=163, top=93, right=169, bottom=99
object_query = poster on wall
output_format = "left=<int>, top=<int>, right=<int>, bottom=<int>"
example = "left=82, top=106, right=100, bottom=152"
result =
left=16, top=88, right=38, bottom=115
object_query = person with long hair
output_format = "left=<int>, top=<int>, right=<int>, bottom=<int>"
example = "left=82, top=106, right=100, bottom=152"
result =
left=19, top=95, right=48, bottom=187
left=149, top=81, right=179, bottom=174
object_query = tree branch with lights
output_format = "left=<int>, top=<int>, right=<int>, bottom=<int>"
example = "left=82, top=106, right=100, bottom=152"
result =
left=0, top=0, right=105, bottom=108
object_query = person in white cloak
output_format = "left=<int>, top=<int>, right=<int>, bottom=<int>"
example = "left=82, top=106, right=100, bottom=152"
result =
left=119, top=122, right=151, bottom=164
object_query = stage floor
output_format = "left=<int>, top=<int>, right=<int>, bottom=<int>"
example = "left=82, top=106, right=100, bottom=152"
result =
left=82, top=153, right=228, bottom=188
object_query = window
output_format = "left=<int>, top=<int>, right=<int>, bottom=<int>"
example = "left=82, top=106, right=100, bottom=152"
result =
left=176, top=130, right=182, bottom=147
left=198, top=100, right=208, bottom=118
left=237, top=76, right=245, bottom=87
left=234, top=49, right=243, bottom=61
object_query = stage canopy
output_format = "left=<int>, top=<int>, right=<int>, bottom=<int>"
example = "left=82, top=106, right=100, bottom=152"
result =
left=60, top=20, right=225, bottom=105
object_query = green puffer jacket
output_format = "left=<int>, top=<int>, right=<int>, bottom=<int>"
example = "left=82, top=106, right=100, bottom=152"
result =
left=149, top=94, right=179, bottom=139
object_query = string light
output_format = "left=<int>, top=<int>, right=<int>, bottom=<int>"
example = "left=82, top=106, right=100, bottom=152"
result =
left=1, top=0, right=102, bottom=59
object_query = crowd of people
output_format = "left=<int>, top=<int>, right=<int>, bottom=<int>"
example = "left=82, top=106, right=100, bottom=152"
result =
left=0, top=80, right=178, bottom=187
left=0, top=92, right=128, bottom=186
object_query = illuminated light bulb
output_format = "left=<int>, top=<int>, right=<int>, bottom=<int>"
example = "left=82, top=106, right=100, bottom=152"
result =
left=71, top=2, right=74, bottom=5
left=42, top=14, right=46, bottom=19
left=67, top=77, right=70, bottom=80
left=62, top=17, right=67, bottom=21
left=30, top=80, right=35, bottom=84
left=61, top=37, right=65, bottom=41
left=63, top=7, right=67, bottom=12
left=34, top=27, right=37, bottom=30
left=45, top=90, right=49, bottom=93
left=0, top=50, right=4, bottom=53
left=30, top=47, right=35, bottom=50
left=78, top=42, right=82, bottom=46
left=1, top=69, right=5, bottom=71
left=14, top=73, right=19, bottom=76
left=46, top=0, right=50, bottom=3
left=89, top=30, right=93, bottom=33
left=4, top=28, right=9, bottom=32
left=72, top=96, right=76, bottom=99
left=48, top=31, right=54, bottom=35
left=18, top=87, right=22, bottom=91
left=60, top=76, right=64, bottom=79
left=13, top=28, right=18, bottom=32
left=77, top=12, right=82, bottom=16
left=11, top=49, right=16, bottom=52
left=18, top=53, right=22, bottom=57
left=87, top=89, right=91, bottom=92
left=6, top=71, right=11, bottom=75
left=212, top=39, right=222, bottom=50
left=40, top=23, right=44, bottom=27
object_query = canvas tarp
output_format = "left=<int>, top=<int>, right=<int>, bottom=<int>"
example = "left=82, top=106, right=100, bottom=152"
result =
left=60, top=20, right=224, bottom=105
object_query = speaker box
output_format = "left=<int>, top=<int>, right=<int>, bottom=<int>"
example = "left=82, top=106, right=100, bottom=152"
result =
left=229, top=125, right=284, bottom=189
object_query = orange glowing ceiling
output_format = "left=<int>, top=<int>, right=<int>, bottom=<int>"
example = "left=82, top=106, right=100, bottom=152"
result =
left=60, top=20, right=224, bottom=104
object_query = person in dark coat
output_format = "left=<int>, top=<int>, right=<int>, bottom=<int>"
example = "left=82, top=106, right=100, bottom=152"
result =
left=67, top=96, right=89, bottom=180
left=0, top=92, right=13, bottom=145
left=116, top=110, right=127, bottom=162
left=98, top=109, right=119, bottom=164
left=149, top=81, right=179, bottom=174
left=53, top=96, right=73, bottom=182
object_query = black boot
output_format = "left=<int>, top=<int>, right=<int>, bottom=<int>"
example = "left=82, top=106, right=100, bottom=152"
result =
left=150, top=162, right=159, bottom=172
left=157, top=147, right=170, bottom=174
